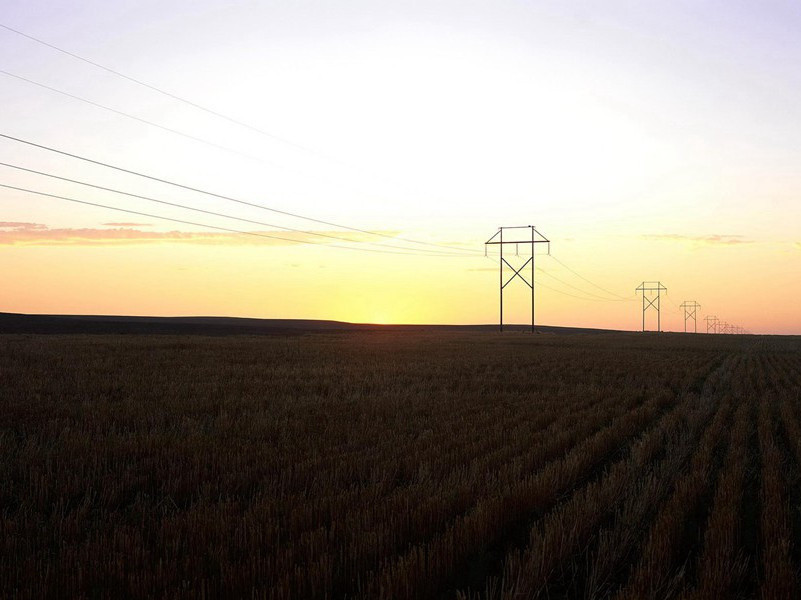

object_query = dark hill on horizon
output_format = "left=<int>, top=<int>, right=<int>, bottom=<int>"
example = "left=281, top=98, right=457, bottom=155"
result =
left=0, top=312, right=617, bottom=336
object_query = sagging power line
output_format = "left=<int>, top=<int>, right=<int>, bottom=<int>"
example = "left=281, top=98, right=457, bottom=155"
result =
left=0, top=143, right=677, bottom=317
left=0, top=68, right=293, bottom=175
left=536, top=267, right=624, bottom=301
left=0, top=161, right=468, bottom=256
left=0, top=22, right=335, bottom=161
left=0, top=22, right=422, bottom=203
left=0, top=183, right=473, bottom=257
left=547, top=255, right=633, bottom=301
left=0, top=132, right=481, bottom=255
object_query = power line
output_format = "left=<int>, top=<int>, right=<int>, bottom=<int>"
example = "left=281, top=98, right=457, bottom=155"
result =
left=534, top=278, right=624, bottom=303
left=0, top=182, right=471, bottom=257
left=0, top=68, right=298, bottom=173
left=0, top=22, right=331, bottom=160
left=0, top=161, right=467, bottom=256
left=1, top=67, right=438, bottom=236
left=546, top=254, right=633, bottom=300
left=0, top=132, right=482, bottom=255
left=662, top=289, right=685, bottom=314
left=535, top=267, right=634, bottom=302
left=0, top=22, right=422, bottom=205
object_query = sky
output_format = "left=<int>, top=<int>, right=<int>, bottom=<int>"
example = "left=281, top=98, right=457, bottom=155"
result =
left=1, top=0, right=799, bottom=333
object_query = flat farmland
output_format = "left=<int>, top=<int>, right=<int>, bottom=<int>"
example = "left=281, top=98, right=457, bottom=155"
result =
left=1, top=331, right=801, bottom=599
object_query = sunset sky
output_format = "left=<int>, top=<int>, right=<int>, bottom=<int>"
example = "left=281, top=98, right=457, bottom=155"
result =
left=1, top=1, right=799, bottom=333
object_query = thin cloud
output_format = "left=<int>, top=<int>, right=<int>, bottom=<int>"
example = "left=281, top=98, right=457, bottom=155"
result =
left=642, top=233, right=753, bottom=246
left=0, top=221, right=47, bottom=230
left=102, top=222, right=153, bottom=227
left=0, top=222, right=392, bottom=247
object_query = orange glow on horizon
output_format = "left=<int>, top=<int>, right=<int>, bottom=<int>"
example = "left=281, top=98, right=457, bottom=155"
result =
left=2, top=232, right=798, bottom=335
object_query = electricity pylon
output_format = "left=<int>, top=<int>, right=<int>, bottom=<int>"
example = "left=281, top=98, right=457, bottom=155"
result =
left=636, top=281, right=667, bottom=332
left=704, top=315, right=719, bottom=334
left=485, top=225, right=550, bottom=332
left=680, top=301, right=701, bottom=333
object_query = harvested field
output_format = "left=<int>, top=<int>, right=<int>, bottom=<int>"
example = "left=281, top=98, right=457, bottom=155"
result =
left=1, top=330, right=800, bottom=598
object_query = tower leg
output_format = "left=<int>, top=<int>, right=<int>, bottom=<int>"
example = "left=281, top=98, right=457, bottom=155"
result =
left=499, top=228, right=503, bottom=332
left=531, top=226, right=535, bottom=334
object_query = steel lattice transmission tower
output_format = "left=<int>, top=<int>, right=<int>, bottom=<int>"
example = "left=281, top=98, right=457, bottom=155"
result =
left=636, top=281, right=667, bottom=332
left=704, top=315, right=719, bottom=334
left=680, top=301, right=701, bottom=333
left=485, top=225, right=550, bottom=332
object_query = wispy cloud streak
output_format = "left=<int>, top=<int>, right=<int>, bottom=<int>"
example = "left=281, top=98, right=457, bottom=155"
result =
left=0, top=221, right=47, bottom=230
left=641, top=233, right=753, bottom=246
left=0, top=222, right=388, bottom=247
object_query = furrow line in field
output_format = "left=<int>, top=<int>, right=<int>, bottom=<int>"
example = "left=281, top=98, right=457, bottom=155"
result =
left=609, top=369, right=738, bottom=599
left=479, top=384, right=722, bottom=600
left=450, top=352, right=732, bottom=600
left=577, top=393, right=731, bottom=600
left=356, top=391, right=676, bottom=600
left=678, top=396, right=750, bottom=599
left=756, top=374, right=797, bottom=599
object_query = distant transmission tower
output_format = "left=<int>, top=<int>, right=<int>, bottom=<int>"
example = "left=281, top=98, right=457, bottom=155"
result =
left=704, top=315, right=719, bottom=334
left=636, top=281, right=667, bottom=332
left=485, top=226, right=550, bottom=332
left=680, top=300, right=701, bottom=333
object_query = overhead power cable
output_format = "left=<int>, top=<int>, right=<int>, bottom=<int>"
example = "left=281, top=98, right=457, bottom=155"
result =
left=0, top=182, right=473, bottom=257
left=662, top=290, right=685, bottom=315
left=0, top=161, right=466, bottom=256
left=0, top=68, right=297, bottom=173
left=546, top=254, right=634, bottom=300
left=0, top=22, right=331, bottom=160
left=0, top=132, right=482, bottom=255
left=0, top=22, right=423, bottom=205
left=533, top=278, right=623, bottom=303
left=1, top=66, right=441, bottom=242
left=535, top=267, right=634, bottom=302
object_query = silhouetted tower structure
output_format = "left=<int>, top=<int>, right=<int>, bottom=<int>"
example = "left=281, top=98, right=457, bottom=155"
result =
left=680, top=301, right=701, bottom=333
left=485, top=226, right=550, bottom=332
left=636, top=281, right=667, bottom=332
left=704, top=315, right=719, bottom=334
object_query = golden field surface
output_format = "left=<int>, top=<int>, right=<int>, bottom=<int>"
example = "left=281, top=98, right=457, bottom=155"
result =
left=1, top=330, right=800, bottom=599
